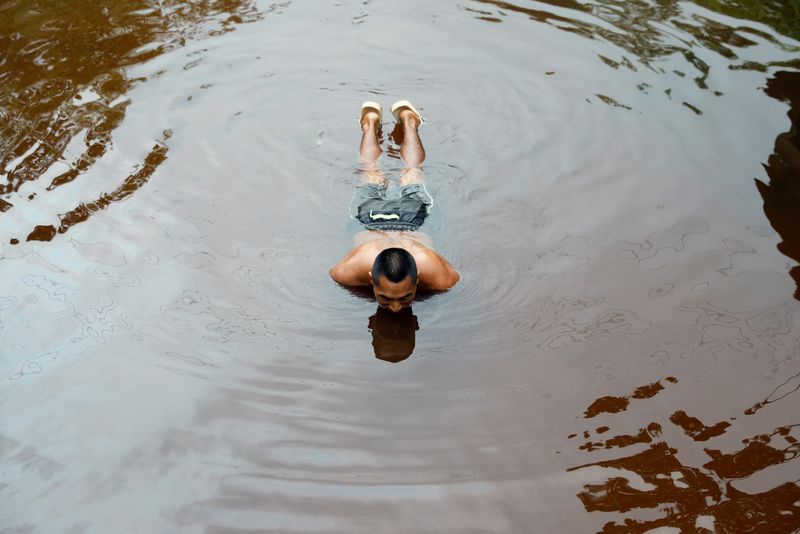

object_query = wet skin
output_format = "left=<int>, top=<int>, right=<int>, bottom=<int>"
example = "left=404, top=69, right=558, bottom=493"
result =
left=372, top=275, right=415, bottom=313
left=329, top=231, right=459, bottom=310
left=330, top=106, right=460, bottom=310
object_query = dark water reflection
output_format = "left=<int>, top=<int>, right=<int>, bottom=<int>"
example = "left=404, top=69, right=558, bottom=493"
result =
left=0, top=0, right=264, bottom=233
left=568, top=375, right=800, bottom=532
left=369, top=307, right=420, bottom=363
left=471, top=0, right=800, bottom=121
left=2, top=0, right=800, bottom=531
left=758, top=70, right=800, bottom=301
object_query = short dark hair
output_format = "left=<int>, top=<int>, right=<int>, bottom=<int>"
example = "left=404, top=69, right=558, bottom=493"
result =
left=372, top=248, right=418, bottom=285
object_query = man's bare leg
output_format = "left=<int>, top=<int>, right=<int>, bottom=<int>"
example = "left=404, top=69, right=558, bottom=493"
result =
left=359, top=109, right=387, bottom=186
left=398, top=109, right=425, bottom=185
left=355, top=108, right=432, bottom=248
left=354, top=108, right=387, bottom=247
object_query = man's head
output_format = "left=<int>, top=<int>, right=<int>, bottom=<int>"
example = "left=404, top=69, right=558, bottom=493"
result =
left=368, top=247, right=418, bottom=312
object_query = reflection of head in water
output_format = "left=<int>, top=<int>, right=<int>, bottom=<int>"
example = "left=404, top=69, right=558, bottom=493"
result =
left=369, top=248, right=418, bottom=312
left=368, top=306, right=419, bottom=363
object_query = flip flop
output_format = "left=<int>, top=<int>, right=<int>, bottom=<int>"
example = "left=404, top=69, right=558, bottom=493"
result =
left=390, top=100, right=424, bottom=123
left=360, top=101, right=382, bottom=125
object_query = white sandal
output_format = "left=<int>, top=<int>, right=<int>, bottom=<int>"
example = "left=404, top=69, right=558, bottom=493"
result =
left=360, top=101, right=382, bottom=124
left=390, top=100, right=424, bottom=123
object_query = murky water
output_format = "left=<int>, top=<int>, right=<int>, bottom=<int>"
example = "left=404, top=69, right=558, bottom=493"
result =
left=2, top=0, right=800, bottom=531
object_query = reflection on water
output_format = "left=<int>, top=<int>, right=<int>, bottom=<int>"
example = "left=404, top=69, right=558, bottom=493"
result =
left=0, top=0, right=263, bottom=239
left=2, top=0, right=800, bottom=531
left=569, top=376, right=800, bottom=532
left=758, top=70, right=800, bottom=300
left=369, top=307, right=420, bottom=363
left=471, top=0, right=800, bottom=112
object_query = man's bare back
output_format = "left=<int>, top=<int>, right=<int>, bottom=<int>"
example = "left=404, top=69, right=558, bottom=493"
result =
left=330, top=100, right=459, bottom=311
left=330, top=230, right=459, bottom=291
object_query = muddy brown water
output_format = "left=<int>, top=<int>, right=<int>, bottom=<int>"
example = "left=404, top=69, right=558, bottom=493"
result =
left=2, top=0, right=800, bottom=532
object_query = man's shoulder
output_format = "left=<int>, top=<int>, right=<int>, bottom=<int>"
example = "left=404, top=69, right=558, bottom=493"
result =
left=331, top=242, right=380, bottom=286
left=414, top=247, right=459, bottom=291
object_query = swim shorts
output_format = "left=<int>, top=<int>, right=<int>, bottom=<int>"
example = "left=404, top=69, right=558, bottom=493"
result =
left=350, top=183, right=434, bottom=231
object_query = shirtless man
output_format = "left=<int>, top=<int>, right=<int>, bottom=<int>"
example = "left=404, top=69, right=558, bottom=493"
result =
left=330, top=100, right=460, bottom=312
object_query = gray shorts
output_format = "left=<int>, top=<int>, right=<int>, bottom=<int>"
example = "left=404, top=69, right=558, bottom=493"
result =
left=350, top=183, right=434, bottom=231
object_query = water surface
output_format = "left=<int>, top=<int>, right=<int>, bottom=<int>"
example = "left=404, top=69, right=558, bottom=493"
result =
left=2, top=0, right=800, bottom=531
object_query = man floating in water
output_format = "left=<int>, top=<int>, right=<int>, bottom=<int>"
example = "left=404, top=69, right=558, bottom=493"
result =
left=330, top=100, right=460, bottom=312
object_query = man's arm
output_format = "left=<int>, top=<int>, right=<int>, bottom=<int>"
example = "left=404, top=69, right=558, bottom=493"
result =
left=330, top=244, right=372, bottom=286
left=417, top=249, right=460, bottom=291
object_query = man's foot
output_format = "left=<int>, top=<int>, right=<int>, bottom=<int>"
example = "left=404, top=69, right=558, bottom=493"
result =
left=390, top=100, right=423, bottom=126
left=398, top=108, right=420, bottom=128
left=361, top=109, right=380, bottom=132
left=360, top=101, right=382, bottom=132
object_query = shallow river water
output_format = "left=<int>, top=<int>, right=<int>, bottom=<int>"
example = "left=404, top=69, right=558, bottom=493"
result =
left=2, top=0, right=800, bottom=532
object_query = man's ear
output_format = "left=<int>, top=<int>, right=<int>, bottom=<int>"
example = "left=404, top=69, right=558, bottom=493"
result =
left=368, top=271, right=373, bottom=284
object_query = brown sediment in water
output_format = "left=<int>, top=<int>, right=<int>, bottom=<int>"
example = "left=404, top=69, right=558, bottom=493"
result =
left=583, top=377, right=677, bottom=418
left=26, top=224, right=57, bottom=242
left=571, top=375, right=800, bottom=531
left=704, top=424, right=800, bottom=479
left=669, top=410, right=730, bottom=441
left=584, top=395, right=630, bottom=418
left=569, top=442, right=723, bottom=514
left=1, top=0, right=261, bottom=243
left=588, top=480, right=800, bottom=533
left=579, top=423, right=661, bottom=452
left=569, top=425, right=800, bottom=532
